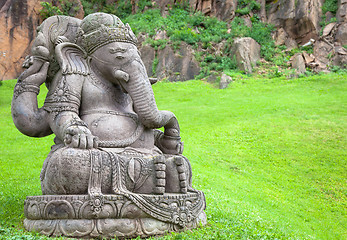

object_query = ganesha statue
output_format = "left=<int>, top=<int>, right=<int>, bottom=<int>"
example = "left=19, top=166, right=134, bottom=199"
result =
left=11, top=13, right=206, bottom=238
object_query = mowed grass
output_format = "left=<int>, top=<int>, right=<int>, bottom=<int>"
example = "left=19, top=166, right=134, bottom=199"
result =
left=0, top=73, right=346, bottom=239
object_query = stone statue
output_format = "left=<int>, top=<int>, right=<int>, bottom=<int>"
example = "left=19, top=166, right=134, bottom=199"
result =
left=11, top=13, right=206, bottom=238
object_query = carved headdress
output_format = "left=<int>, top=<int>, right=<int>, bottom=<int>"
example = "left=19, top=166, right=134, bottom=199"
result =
left=80, top=12, right=138, bottom=54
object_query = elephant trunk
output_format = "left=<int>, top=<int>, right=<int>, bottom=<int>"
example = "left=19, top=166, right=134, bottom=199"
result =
left=118, top=58, right=180, bottom=137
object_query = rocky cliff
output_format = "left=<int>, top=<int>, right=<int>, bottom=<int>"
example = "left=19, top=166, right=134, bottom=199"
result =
left=0, top=0, right=346, bottom=80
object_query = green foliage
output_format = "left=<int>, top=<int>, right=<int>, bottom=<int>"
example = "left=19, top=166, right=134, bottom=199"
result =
left=81, top=0, right=132, bottom=18
left=236, top=0, right=261, bottom=15
left=146, top=39, right=168, bottom=50
left=322, top=0, right=338, bottom=14
left=39, top=2, right=62, bottom=19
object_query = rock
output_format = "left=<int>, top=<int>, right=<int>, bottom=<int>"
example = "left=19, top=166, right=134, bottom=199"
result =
left=156, top=43, right=200, bottom=81
left=325, top=11, right=335, bottom=23
left=335, top=23, right=347, bottom=45
left=154, top=30, right=167, bottom=40
left=291, top=53, right=306, bottom=74
left=267, top=0, right=324, bottom=45
left=207, top=72, right=218, bottom=83
left=274, top=28, right=288, bottom=46
left=0, top=0, right=84, bottom=80
left=313, top=40, right=335, bottom=71
left=322, top=22, right=337, bottom=37
left=231, top=37, right=260, bottom=74
left=0, top=0, right=41, bottom=80
left=337, top=0, right=347, bottom=23
left=302, top=51, right=315, bottom=64
left=190, top=0, right=238, bottom=22
left=285, top=37, right=298, bottom=50
left=219, top=73, right=232, bottom=89
left=139, top=44, right=156, bottom=77
left=242, top=16, right=252, bottom=28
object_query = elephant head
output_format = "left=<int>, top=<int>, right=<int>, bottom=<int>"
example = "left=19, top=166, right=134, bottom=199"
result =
left=54, top=13, right=183, bottom=154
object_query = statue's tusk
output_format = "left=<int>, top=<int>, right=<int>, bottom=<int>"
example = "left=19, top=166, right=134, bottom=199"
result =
left=113, top=70, right=129, bottom=82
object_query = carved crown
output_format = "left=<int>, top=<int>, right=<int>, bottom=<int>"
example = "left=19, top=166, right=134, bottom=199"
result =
left=80, top=13, right=138, bottom=54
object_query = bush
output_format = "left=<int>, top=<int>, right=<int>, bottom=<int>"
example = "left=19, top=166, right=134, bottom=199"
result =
left=40, top=2, right=63, bottom=19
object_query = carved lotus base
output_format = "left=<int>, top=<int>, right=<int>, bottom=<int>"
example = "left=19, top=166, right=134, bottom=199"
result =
left=24, top=193, right=207, bottom=238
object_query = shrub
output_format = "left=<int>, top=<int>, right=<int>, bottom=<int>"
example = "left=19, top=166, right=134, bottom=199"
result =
left=40, top=2, right=63, bottom=19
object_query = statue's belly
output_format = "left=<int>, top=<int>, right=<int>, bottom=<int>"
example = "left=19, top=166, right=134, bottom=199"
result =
left=81, top=113, right=138, bottom=141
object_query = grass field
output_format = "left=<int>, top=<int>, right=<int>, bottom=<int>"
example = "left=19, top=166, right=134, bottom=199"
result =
left=0, top=73, right=346, bottom=239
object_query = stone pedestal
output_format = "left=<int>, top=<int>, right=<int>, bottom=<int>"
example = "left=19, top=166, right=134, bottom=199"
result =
left=24, top=193, right=206, bottom=238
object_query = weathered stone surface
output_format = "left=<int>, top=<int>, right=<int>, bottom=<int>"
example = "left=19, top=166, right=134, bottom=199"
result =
left=190, top=0, right=238, bottom=21
left=335, top=23, right=347, bottom=45
left=139, top=44, right=156, bottom=77
left=11, top=12, right=206, bottom=238
left=313, top=40, right=335, bottom=70
left=0, top=0, right=42, bottom=80
left=219, top=73, right=232, bottom=89
left=322, top=22, right=337, bottom=37
left=231, top=37, right=260, bottom=74
left=302, top=51, right=315, bottom=64
left=285, top=37, right=298, bottom=50
left=337, top=0, right=347, bottom=23
left=291, top=53, right=306, bottom=74
left=267, top=0, right=324, bottom=45
left=274, top=28, right=288, bottom=46
left=24, top=194, right=207, bottom=238
left=156, top=43, right=200, bottom=81
left=0, top=0, right=84, bottom=81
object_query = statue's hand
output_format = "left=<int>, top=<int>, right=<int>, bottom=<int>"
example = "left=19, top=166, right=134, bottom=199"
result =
left=18, top=59, right=49, bottom=86
left=154, top=130, right=184, bottom=155
left=63, top=125, right=98, bottom=149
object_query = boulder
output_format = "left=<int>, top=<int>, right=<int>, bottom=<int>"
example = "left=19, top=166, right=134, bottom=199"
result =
left=0, top=0, right=84, bottom=80
left=302, top=51, right=315, bottom=64
left=156, top=43, right=200, bottom=81
left=335, top=23, right=347, bottom=45
left=267, top=0, right=324, bottom=45
left=333, top=45, right=347, bottom=67
left=219, top=73, right=232, bottom=89
left=274, top=28, right=288, bottom=46
left=337, top=0, right=347, bottom=23
left=139, top=44, right=156, bottom=77
left=291, top=53, right=306, bottom=74
left=231, top=37, right=260, bottom=74
left=190, top=0, right=238, bottom=22
left=285, top=37, right=298, bottom=50
left=322, top=22, right=337, bottom=37
left=0, top=0, right=42, bottom=80
left=313, top=40, right=335, bottom=71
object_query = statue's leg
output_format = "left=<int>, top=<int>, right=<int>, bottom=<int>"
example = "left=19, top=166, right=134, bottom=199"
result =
left=164, top=155, right=193, bottom=194
left=40, top=147, right=112, bottom=195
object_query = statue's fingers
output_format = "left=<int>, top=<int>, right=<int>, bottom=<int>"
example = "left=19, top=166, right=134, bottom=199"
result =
left=37, top=62, right=50, bottom=77
left=85, top=134, right=94, bottom=149
left=70, top=134, right=80, bottom=148
left=79, top=134, right=87, bottom=149
left=93, top=136, right=99, bottom=148
left=18, top=60, right=43, bottom=80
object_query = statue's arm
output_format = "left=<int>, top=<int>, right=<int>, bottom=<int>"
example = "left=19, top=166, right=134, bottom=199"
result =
left=45, top=74, right=98, bottom=149
left=11, top=59, right=52, bottom=137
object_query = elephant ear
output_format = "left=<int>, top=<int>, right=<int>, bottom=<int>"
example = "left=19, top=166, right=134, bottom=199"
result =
left=55, top=42, right=89, bottom=75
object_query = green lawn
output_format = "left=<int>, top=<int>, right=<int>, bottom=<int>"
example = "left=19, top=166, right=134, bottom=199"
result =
left=0, top=73, right=346, bottom=239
